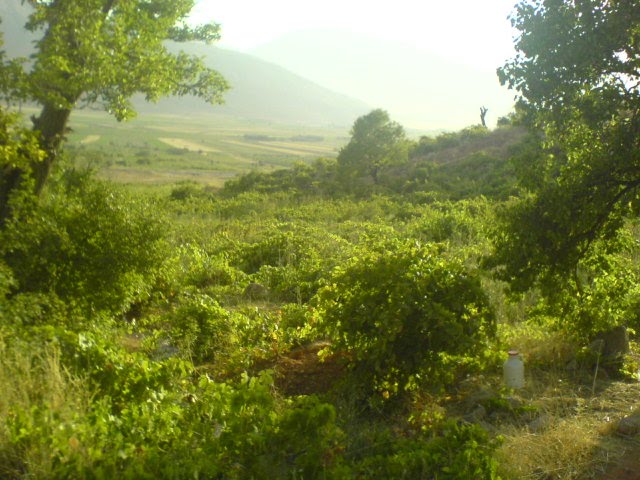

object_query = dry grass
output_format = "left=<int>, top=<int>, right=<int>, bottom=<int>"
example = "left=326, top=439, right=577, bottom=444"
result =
left=98, top=167, right=229, bottom=186
left=265, top=140, right=336, bottom=154
left=0, top=338, right=92, bottom=478
left=490, top=335, right=640, bottom=479
left=495, top=380, right=640, bottom=479
left=498, top=419, right=605, bottom=479
left=498, top=323, right=580, bottom=370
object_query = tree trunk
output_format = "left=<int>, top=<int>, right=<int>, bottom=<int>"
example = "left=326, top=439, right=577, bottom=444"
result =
left=0, top=165, right=24, bottom=226
left=31, top=104, right=72, bottom=195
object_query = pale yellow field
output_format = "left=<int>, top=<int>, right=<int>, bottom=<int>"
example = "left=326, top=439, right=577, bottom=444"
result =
left=147, top=125, right=206, bottom=134
left=158, top=137, right=221, bottom=153
left=80, top=135, right=101, bottom=144
left=222, top=139, right=318, bottom=156
left=100, top=168, right=228, bottom=187
left=266, top=141, right=336, bottom=154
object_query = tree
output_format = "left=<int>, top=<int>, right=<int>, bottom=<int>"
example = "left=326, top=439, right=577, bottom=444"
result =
left=489, top=0, right=640, bottom=294
left=480, top=106, right=488, bottom=128
left=337, top=109, right=409, bottom=185
left=0, top=0, right=228, bottom=221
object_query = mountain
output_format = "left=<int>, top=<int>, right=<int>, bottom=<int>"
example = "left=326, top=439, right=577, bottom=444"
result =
left=142, top=43, right=370, bottom=126
left=250, top=29, right=516, bottom=130
left=0, top=3, right=370, bottom=127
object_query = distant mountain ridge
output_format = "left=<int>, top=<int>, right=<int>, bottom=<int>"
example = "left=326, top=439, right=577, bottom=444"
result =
left=0, top=3, right=370, bottom=127
left=142, top=43, right=371, bottom=126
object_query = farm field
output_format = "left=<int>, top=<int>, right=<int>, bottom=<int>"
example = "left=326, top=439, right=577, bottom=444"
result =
left=64, top=110, right=351, bottom=186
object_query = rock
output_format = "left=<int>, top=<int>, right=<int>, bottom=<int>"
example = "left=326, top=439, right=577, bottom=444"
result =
left=465, top=386, right=498, bottom=406
left=617, top=415, right=640, bottom=436
left=505, top=396, right=524, bottom=410
left=591, top=326, right=629, bottom=358
left=463, top=404, right=487, bottom=423
left=243, top=282, right=269, bottom=299
left=528, top=414, right=552, bottom=433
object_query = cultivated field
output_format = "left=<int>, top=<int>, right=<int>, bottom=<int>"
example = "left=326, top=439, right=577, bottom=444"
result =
left=65, top=110, right=351, bottom=187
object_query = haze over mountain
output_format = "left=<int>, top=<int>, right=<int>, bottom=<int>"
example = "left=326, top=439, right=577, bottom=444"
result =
left=141, top=43, right=370, bottom=126
left=0, top=3, right=370, bottom=127
left=250, top=29, right=516, bottom=130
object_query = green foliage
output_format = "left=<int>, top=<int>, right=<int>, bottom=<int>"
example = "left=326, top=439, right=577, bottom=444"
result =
left=233, top=223, right=352, bottom=303
left=337, top=109, right=410, bottom=187
left=0, top=331, right=347, bottom=479
left=348, top=420, right=501, bottom=479
left=13, top=0, right=228, bottom=119
left=0, top=170, right=166, bottom=317
left=222, top=157, right=340, bottom=197
left=529, top=239, right=640, bottom=339
left=167, top=243, right=248, bottom=297
left=0, top=0, right=229, bottom=206
left=315, top=240, right=496, bottom=398
left=406, top=198, right=493, bottom=247
left=0, top=106, right=46, bottom=220
left=169, top=181, right=208, bottom=201
left=0, top=260, right=14, bottom=300
left=413, top=125, right=490, bottom=156
left=414, top=152, right=517, bottom=200
left=168, top=292, right=235, bottom=365
left=222, top=125, right=525, bottom=201
left=490, top=0, right=640, bottom=315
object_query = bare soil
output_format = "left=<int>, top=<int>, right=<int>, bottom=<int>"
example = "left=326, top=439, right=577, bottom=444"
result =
left=599, top=441, right=640, bottom=479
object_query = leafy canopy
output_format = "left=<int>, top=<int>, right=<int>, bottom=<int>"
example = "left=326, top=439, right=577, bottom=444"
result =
left=490, top=0, right=640, bottom=293
left=0, top=0, right=229, bottom=205
left=337, top=109, right=409, bottom=185
left=13, top=0, right=229, bottom=120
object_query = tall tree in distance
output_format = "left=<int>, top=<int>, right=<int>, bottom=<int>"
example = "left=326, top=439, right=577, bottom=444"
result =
left=488, top=0, right=640, bottom=295
left=337, top=109, right=409, bottom=186
left=0, top=0, right=228, bottom=221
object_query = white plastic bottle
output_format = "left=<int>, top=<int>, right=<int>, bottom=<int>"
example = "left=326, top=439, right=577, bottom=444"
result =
left=503, top=350, right=525, bottom=389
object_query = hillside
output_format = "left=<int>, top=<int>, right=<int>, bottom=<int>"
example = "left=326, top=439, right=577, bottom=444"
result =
left=139, top=43, right=371, bottom=126
left=222, top=124, right=527, bottom=200
left=0, top=3, right=370, bottom=127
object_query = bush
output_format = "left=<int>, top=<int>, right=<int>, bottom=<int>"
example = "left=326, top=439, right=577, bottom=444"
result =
left=351, top=420, right=501, bottom=479
left=315, top=241, right=496, bottom=399
left=0, top=333, right=347, bottom=479
left=168, top=293, right=235, bottom=365
left=1, top=170, right=166, bottom=317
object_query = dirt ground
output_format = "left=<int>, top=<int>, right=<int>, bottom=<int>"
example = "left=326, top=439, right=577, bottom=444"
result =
left=599, top=442, right=640, bottom=479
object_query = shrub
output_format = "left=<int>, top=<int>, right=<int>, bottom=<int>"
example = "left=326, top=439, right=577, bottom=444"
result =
left=351, top=420, right=501, bottom=479
left=0, top=170, right=166, bottom=317
left=0, top=333, right=348, bottom=479
left=168, top=293, right=235, bottom=365
left=315, top=240, right=496, bottom=398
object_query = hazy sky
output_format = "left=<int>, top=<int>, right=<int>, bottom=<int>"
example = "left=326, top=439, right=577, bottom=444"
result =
left=190, top=0, right=518, bottom=72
